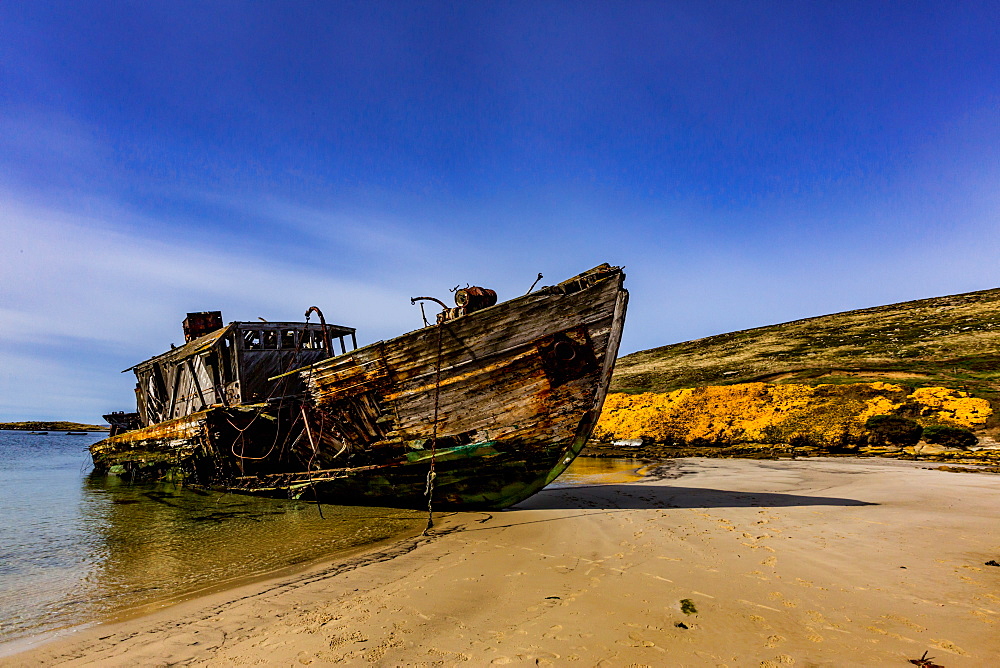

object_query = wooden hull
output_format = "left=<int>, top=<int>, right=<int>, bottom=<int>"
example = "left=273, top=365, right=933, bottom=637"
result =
left=89, top=405, right=285, bottom=482
left=90, top=265, right=628, bottom=510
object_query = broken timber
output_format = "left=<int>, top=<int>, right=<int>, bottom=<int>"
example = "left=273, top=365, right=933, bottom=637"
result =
left=90, top=264, right=628, bottom=510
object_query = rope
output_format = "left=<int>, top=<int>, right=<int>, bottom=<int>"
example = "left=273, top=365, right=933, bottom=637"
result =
left=423, top=321, right=444, bottom=535
left=301, top=405, right=325, bottom=519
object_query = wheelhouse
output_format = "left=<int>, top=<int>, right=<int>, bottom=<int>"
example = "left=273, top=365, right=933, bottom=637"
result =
left=128, top=312, right=356, bottom=428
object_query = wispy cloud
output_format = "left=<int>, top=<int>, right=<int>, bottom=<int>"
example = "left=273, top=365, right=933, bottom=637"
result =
left=0, top=195, right=443, bottom=419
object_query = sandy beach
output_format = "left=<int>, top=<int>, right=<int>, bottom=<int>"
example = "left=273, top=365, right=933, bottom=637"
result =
left=4, top=457, right=999, bottom=667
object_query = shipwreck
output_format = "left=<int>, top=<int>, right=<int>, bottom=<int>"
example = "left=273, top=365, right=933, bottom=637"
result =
left=91, top=264, right=628, bottom=510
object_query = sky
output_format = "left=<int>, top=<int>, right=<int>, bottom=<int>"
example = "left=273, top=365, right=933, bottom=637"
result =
left=1, top=1, right=999, bottom=422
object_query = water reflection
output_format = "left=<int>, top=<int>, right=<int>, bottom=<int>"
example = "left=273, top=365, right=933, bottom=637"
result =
left=77, top=475, right=426, bottom=620
left=544, top=456, right=646, bottom=488
left=0, top=439, right=640, bottom=648
left=0, top=435, right=424, bottom=647
left=0, top=431, right=107, bottom=646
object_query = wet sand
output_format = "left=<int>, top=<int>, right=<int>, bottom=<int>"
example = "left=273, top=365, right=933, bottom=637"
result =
left=4, top=457, right=999, bottom=667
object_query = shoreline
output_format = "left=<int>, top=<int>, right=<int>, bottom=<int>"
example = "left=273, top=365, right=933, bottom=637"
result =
left=0, top=425, right=109, bottom=432
left=100, top=519, right=434, bottom=628
left=4, top=456, right=999, bottom=666
left=583, top=442, right=1000, bottom=467
left=0, top=515, right=433, bottom=660
left=0, top=516, right=467, bottom=665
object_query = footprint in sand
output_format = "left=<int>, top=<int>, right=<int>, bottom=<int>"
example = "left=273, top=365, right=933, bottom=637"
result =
left=865, top=625, right=907, bottom=641
left=882, top=613, right=925, bottom=632
left=972, top=610, right=998, bottom=625
left=766, top=592, right=797, bottom=607
left=363, top=633, right=403, bottom=662
left=624, top=630, right=656, bottom=647
left=930, top=639, right=969, bottom=656
left=764, top=634, right=784, bottom=648
left=327, top=631, right=367, bottom=649
left=761, top=556, right=778, bottom=567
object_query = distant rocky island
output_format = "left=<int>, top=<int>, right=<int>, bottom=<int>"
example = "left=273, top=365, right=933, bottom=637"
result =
left=0, top=421, right=109, bottom=432
left=590, top=286, right=1000, bottom=465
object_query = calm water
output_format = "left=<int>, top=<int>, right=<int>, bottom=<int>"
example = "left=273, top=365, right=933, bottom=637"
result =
left=0, top=430, right=427, bottom=648
left=546, top=456, right=647, bottom=487
left=0, top=430, right=644, bottom=649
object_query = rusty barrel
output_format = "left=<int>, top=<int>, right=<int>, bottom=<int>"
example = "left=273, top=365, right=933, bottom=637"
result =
left=454, top=287, right=497, bottom=312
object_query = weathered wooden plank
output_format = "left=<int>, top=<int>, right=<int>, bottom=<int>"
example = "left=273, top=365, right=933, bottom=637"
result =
left=294, top=267, right=627, bottom=500
left=89, top=264, right=628, bottom=510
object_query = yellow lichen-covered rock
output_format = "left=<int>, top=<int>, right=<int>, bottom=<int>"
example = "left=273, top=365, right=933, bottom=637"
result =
left=594, top=382, right=992, bottom=445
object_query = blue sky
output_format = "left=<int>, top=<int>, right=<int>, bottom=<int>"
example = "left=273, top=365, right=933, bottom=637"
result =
left=2, top=1, right=998, bottom=422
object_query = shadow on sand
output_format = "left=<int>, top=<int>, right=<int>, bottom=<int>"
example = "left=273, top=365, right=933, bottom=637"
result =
left=513, top=483, right=875, bottom=511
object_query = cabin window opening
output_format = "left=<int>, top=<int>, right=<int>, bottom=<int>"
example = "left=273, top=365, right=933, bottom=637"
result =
left=262, top=329, right=279, bottom=349
left=221, top=336, right=234, bottom=382
left=244, top=330, right=262, bottom=350
left=281, top=329, right=297, bottom=349
left=302, top=330, right=318, bottom=349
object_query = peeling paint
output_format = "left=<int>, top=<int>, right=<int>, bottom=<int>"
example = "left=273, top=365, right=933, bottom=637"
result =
left=90, top=265, right=628, bottom=510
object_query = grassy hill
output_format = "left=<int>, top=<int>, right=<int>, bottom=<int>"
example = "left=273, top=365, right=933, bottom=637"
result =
left=611, top=286, right=1000, bottom=437
left=0, top=421, right=109, bottom=432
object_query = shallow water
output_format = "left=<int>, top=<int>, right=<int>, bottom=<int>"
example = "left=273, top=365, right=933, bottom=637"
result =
left=0, top=431, right=641, bottom=649
left=545, top=455, right=646, bottom=487
left=0, top=430, right=425, bottom=647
